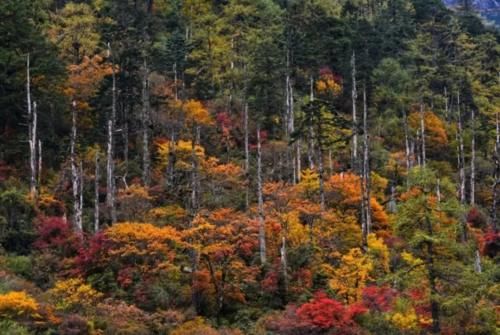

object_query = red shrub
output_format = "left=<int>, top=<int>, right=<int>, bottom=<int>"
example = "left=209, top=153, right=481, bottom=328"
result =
left=362, top=285, right=398, bottom=312
left=34, top=216, right=81, bottom=257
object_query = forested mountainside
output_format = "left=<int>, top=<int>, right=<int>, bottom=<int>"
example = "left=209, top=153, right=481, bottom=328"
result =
left=443, top=0, right=500, bottom=24
left=443, top=0, right=499, bottom=10
left=0, top=0, right=499, bottom=334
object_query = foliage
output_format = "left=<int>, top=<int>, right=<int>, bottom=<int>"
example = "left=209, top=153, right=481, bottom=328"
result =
left=48, top=278, right=102, bottom=313
left=0, top=291, right=39, bottom=319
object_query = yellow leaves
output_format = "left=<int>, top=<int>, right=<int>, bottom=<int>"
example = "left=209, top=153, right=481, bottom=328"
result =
left=155, top=138, right=205, bottom=170
left=328, top=248, right=373, bottom=304
left=316, top=77, right=342, bottom=95
left=48, top=278, right=102, bottom=312
left=183, top=99, right=213, bottom=126
left=315, top=69, right=342, bottom=96
left=368, top=233, right=390, bottom=273
left=401, top=252, right=424, bottom=267
left=389, top=309, right=419, bottom=330
left=284, top=210, right=309, bottom=246
left=0, top=291, right=39, bottom=318
left=147, top=205, right=187, bottom=225
left=297, top=169, right=319, bottom=195
left=105, top=222, right=181, bottom=257
left=171, top=317, right=219, bottom=335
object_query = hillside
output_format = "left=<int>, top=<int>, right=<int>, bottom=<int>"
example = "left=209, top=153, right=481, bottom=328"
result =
left=0, top=0, right=499, bottom=334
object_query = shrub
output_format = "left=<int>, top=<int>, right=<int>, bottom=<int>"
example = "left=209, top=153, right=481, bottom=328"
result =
left=4, top=255, right=32, bottom=279
left=0, top=320, right=31, bottom=335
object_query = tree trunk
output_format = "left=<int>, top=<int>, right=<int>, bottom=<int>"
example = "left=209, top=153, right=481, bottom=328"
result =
left=403, top=108, right=411, bottom=173
left=106, top=43, right=117, bottom=224
left=351, top=51, right=358, bottom=172
left=470, top=109, right=476, bottom=206
left=493, top=112, right=499, bottom=231
left=71, top=101, right=82, bottom=231
left=420, top=102, right=426, bottom=167
left=318, top=147, right=325, bottom=211
left=457, top=93, right=466, bottom=205
left=37, top=140, right=42, bottom=188
left=361, top=87, right=372, bottom=250
left=257, top=125, right=266, bottom=265
left=167, top=131, right=176, bottom=190
left=296, top=139, right=301, bottom=182
left=191, top=125, right=200, bottom=212
left=424, top=213, right=441, bottom=334
left=244, top=103, right=250, bottom=210
left=142, top=59, right=151, bottom=187
left=280, top=236, right=288, bottom=302
left=79, top=160, right=84, bottom=229
left=173, top=62, right=178, bottom=101
left=27, top=55, right=37, bottom=198
left=94, top=151, right=100, bottom=233
left=456, top=92, right=467, bottom=241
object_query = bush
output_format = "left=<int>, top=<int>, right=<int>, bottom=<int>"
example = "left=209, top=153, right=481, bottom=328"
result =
left=0, top=320, right=31, bottom=335
left=4, top=255, right=32, bottom=279
left=58, top=315, right=90, bottom=335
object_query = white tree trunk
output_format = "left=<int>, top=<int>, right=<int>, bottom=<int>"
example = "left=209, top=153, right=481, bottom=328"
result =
left=106, top=43, right=116, bottom=224
left=37, top=140, right=42, bottom=188
left=457, top=93, right=466, bottom=204
left=492, top=112, right=499, bottom=230
left=351, top=51, right=358, bottom=171
left=361, top=87, right=372, bottom=250
left=27, top=55, right=37, bottom=197
left=420, top=102, right=426, bottom=167
left=470, top=109, right=476, bottom=206
left=94, top=151, right=100, bottom=233
left=71, top=101, right=82, bottom=231
left=244, top=103, right=250, bottom=210
left=318, top=147, right=325, bottom=211
left=142, top=59, right=151, bottom=187
left=257, top=125, right=266, bottom=264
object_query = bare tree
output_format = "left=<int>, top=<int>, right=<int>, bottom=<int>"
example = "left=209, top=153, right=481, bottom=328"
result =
left=361, top=87, right=372, bottom=250
left=27, top=55, right=38, bottom=198
left=94, top=151, right=100, bottom=233
left=351, top=51, right=358, bottom=171
left=142, top=58, right=151, bottom=187
left=492, top=112, right=499, bottom=231
left=106, top=43, right=117, bottom=224
left=470, top=109, right=476, bottom=206
left=457, top=92, right=466, bottom=205
left=420, top=102, right=426, bottom=167
left=71, top=101, right=82, bottom=231
left=244, top=102, right=250, bottom=209
left=257, top=125, right=266, bottom=264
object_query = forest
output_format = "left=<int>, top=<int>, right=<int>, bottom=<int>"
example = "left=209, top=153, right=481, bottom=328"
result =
left=0, top=0, right=499, bottom=334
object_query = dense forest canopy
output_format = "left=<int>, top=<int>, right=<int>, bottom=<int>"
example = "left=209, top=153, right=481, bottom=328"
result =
left=0, top=0, right=499, bottom=334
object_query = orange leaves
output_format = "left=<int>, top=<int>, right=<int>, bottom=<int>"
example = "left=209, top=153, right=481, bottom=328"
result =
left=104, top=222, right=181, bottom=261
left=0, top=291, right=39, bottom=319
left=326, top=173, right=389, bottom=228
left=316, top=67, right=342, bottom=97
left=183, top=99, right=213, bottom=126
left=408, top=109, right=448, bottom=149
left=65, top=54, right=115, bottom=107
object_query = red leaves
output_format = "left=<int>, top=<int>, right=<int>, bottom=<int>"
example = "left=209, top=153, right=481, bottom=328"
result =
left=267, top=291, right=367, bottom=334
left=296, top=292, right=367, bottom=330
left=362, top=285, right=398, bottom=312
left=482, top=229, right=500, bottom=258
left=34, top=216, right=81, bottom=256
